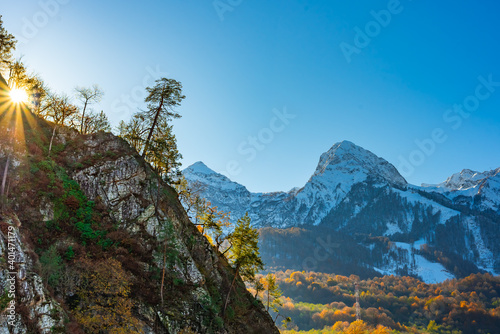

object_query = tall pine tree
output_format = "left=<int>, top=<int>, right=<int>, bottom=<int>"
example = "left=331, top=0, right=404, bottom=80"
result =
left=223, top=213, right=264, bottom=314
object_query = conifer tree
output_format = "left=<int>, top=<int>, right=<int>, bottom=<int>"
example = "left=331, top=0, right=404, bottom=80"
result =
left=118, top=77, right=185, bottom=181
left=264, top=273, right=283, bottom=313
left=223, top=212, right=264, bottom=314
left=140, top=77, right=185, bottom=158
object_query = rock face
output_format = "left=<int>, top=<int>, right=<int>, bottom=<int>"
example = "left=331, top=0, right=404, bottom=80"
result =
left=0, top=104, right=279, bottom=333
left=0, top=215, right=66, bottom=334
left=184, top=141, right=500, bottom=282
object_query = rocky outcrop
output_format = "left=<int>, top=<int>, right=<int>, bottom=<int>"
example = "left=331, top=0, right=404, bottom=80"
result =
left=65, top=132, right=279, bottom=333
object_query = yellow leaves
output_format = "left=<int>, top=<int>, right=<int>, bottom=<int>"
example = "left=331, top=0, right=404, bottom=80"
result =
left=74, top=258, right=143, bottom=333
left=343, top=319, right=370, bottom=334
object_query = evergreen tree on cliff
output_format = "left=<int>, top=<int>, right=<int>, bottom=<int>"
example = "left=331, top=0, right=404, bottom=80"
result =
left=224, top=213, right=264, bottom=314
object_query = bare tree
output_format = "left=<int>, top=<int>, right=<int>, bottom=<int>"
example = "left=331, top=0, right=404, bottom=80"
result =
left=74, top=85, right=104, bottom=134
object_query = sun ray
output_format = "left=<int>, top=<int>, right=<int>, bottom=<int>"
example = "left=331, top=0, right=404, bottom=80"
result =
left=9, top=88, right=29, bottom=104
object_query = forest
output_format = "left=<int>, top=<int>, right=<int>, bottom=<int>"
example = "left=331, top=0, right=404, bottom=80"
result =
left=260, top=270, right=500, bottom=333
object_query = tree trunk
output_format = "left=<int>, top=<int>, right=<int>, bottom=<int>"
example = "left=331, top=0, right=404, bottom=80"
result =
left=223, top=265, right=239, bottom=315
left=142, top=95, right=164, bottom=158
left=160, top=240, right=167, bottom=307
left=267, top=286, right=270, bottom=311
left=48, top=125, right=57, bottom=156
left=80, top=100, right=88, bottom=134
left=1, top=155, right=10, bottom=211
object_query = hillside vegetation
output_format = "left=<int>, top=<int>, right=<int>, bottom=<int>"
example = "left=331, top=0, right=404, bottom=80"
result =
left=266, top=270, right=500, bottom=334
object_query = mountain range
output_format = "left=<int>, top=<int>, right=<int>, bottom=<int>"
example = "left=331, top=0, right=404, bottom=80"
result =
left=183, top=141, right=500, bottom=283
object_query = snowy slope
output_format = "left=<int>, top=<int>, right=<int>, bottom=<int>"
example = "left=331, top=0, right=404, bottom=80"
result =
left=421, top=168, right=500, bottom=212
left=375, top=240, right=455, bottom=284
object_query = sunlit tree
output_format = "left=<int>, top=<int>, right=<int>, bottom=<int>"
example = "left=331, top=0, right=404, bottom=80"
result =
left=223, top=213, right=263, bottom=314
left=81, top=110, right=111, bottom=134
left=43, top=93, right=79, bottom=155
left=140, top=77, right=185, bottom=158
left=74, top=84, right=104, bottom=133
left=75, top=258, right=143, bottom=333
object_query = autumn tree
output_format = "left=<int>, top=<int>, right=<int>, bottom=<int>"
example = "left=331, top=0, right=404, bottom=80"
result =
left=174, top=176, right=231, bottom=249
left=264, top=273, right=283, bottom=313
left=145, top=118, right=182, bottom=178
left=174, top=176, right=206, bottom=221
left=117, top=116, right=146, bottom=153
left=43, top=93, right=79, bottom=155
left=344, top=319, right=370, bottom=334
left=195, top=202, right=231, bottom=249
left=74, top=85, right=104, bottom=133
left=223, top=213, right=264, bottom=314
left=75, top=258, right=143, bottom=333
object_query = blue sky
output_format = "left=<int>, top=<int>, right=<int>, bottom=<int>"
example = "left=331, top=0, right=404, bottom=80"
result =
left=3, top=0, right=500, bottom=192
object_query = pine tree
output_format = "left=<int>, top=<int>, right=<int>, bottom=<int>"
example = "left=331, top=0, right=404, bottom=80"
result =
left=264, top=273, right=283, bottom=313
left=140, top=77, right=185, bottom=158
left=118, top=77, right=185, bottom=182
left=223, top=213, right=264, bottom=314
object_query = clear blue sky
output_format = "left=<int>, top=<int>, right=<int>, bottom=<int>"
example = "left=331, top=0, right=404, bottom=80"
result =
left=3, top=0, right=500, bottom=192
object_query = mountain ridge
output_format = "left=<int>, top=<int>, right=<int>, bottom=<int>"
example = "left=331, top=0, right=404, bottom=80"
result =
left=183, top=141, right=500, bottom=283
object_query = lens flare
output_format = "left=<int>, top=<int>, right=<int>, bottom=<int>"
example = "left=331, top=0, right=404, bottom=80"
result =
left=9, top=88, right=29, bottom=103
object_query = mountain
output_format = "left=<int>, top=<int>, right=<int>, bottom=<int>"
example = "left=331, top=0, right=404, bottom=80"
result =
left=421, top=167, right=500, bottom=213
left=183, top=141, right=500, bottom=283
left=0, top=92, right=279, bottom=332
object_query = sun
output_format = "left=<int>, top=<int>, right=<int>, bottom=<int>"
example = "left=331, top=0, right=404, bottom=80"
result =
left=9, top=88, right=29, bottom=103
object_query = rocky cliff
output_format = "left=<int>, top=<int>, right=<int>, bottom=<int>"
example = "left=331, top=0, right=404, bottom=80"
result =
left=0, top=96, right=279, bottom=333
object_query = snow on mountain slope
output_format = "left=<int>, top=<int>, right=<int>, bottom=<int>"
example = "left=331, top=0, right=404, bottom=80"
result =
left=293, top=141, right=407, bottom=225
left=421, top=168, right=500, bottom=212
left=376, top=240, right=455, bottom=284
left=393, top=187, right=461, bottom=225
left=183, top=161, right=253, bottom=210
left=184, top=141, right=408, bottom=227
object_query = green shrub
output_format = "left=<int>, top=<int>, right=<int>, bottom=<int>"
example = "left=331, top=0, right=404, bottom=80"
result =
left=40, top=245, right=64, bottom=288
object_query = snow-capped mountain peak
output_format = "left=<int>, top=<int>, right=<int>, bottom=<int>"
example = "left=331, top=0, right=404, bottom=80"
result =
left=423, top=168, right=499, bottom=192
left=421, top=167, right=500, bottom=212
left=312, top=141, right=407, bottom=188
left=186, top=161, right=218, bottom=175
left=183, top=161, right=249, bottom=193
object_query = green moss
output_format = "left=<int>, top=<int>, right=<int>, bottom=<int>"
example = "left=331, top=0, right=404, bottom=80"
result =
left=0, top=289, right=13, bottom=311
left=64, top=246, right=74, bottom=261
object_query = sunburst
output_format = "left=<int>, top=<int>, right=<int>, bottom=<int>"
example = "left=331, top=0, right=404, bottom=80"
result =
left=9, top=88, right=29, bottom=104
